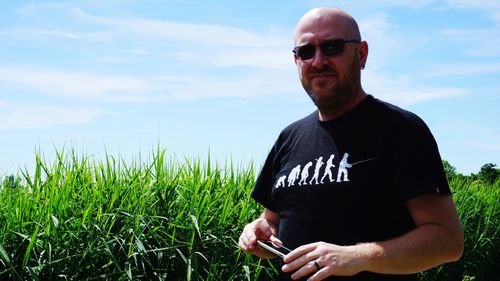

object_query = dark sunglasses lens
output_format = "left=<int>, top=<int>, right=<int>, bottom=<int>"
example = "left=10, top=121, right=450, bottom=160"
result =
left=321, top=40, right=345, bottom=56
left=295, top=40, right=347, bottom=60
left=297, top=45, right=315, bottom=60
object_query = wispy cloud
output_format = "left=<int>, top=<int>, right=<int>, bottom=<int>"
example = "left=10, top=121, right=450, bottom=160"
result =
left=0, top=66, right=164, bottom=101
left=439, top=122, right=500, bottom=151
left=1, top=1, right=482, bottom=108
left=127, top=48, right=150, bottom=56
left=208, top=48, right=292, bottom=70
left=447, top=0, right=500, bottom=21
left=425, top=62, right=500, bottom=77
left=6, top=4, right=293, bottom=70
left=16, top=1, right=71, bottom=14
left=73, top=9, right=288, bottom=48
left=0, top=102, right=105, bottom=130
left=160, top=71, right=300, bottom=101
left=72, top=9, right=293, bottom=70
left=447, top=0, right=500, bottom=8
left=0, top=28, right=83, bottom=40
left=331, top=0, right=437, bottom=9
left=364, top=71, right=467, bottom=106
left=0, top=64, right=298, bottom=102
left=440, top=28, right=500, bottom=56
left=358, top=14, right=430, bottom=69
left=467, top=141, right=500, bottom=151
left=445, top=0, right=500, bottom=47
left=355, top=13, right=467, bottom=106
left=0, top=6, right=297, bottom=102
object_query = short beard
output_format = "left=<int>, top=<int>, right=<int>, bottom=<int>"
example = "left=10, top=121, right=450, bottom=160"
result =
left=305, top=56, right=361, bottom=113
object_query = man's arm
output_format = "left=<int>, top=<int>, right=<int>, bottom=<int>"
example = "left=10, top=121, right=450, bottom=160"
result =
left=362, top=194, right=464, bottom=273
left=238, top=208, right=281, bottom=259
left=282, top=194, right=464, bottom=280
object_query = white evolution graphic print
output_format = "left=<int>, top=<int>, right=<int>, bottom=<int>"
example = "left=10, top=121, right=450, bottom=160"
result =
left=275, top=153, right=377, bottom=188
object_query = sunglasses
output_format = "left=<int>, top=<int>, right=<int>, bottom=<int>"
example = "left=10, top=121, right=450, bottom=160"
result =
left=293, top=39, right=361, bottom=61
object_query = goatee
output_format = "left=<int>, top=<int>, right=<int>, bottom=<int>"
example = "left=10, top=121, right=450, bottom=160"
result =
left=305, top=57, right=360, bottom=113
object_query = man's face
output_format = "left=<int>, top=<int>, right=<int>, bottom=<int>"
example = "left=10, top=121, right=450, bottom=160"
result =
left=294, top=20, right=361, bottom=112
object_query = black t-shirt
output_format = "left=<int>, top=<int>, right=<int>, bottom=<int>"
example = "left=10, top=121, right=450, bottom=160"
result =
left=251, top=95, right=450, bottom=281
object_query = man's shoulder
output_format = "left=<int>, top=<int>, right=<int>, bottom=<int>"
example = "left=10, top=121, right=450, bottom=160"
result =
left=273, top=112, right=317, bottom=145
left=282, top=111, right=317, bottom=133
left=369, top=96, right=427, bottom=128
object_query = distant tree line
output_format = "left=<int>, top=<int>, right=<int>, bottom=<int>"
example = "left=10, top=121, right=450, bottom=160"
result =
left=443, top=161, right=499, bottom=185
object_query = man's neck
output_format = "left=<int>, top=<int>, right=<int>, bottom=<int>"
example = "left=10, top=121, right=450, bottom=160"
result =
left=318, top=91, right=367, bottom=121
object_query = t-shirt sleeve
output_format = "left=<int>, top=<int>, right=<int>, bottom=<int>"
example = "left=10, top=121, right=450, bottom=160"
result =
left=393, top=115, right=451, bottom=203
left=250, top=144, right=279, bottom=213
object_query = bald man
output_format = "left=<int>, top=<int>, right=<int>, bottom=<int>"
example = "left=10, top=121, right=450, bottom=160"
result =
left=239, top=7, right=463, bottom=281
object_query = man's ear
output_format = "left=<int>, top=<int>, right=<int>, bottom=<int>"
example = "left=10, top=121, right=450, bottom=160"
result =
left=358, top=41, right=369, bottom=69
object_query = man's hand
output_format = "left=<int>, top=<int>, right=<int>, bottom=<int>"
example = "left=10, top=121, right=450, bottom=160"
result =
left=282, top=242, right=364, bottom=281
left=238, top=209, right=280, bottom=259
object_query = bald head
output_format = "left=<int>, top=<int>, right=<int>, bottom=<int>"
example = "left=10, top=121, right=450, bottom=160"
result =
left=294, top=7, right=361, bottom=44
left=292, top=7, right=368, bottom=120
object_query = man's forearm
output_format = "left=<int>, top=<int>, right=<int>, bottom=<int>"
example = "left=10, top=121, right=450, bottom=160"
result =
left=355, top=223, right=463, bottom=274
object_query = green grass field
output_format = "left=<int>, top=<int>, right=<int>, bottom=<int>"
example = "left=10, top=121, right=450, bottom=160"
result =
left=0, top=149, right=498, bottom=280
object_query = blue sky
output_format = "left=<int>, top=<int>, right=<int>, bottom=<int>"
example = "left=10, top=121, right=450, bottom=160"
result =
left=1, top=0, right=499, bottom=176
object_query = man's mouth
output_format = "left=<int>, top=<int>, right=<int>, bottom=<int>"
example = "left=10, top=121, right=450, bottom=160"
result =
left=310, top=69, right=337, bottom=79
left=311, top=72, right=336, bottom=80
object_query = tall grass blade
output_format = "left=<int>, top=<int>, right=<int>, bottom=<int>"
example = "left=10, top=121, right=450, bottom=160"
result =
left=0, top=243, right=11, bottom=264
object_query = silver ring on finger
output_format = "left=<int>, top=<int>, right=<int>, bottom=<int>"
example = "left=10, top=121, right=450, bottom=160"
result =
left=314, top=260, right=321, bottom=271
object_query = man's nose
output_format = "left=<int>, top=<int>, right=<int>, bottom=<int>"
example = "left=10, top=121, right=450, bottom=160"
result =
left=310, top=47, right=329, bottom=67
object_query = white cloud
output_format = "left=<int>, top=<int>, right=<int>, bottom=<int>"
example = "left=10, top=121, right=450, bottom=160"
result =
left=0, top=103, right=105, bottom=130
left=354, top=14, right=467, bottom=106
left=74, top=9, right=289, bottom=48
left=0, top=64, right=300, bottom=102
left=3, top=7, right=294, bottom=71
left=71, top=9, right=293, bottom=70
left=208, top=47, right=292, bottom=70
left=1, top=2, right=477, bottom=107
left=0, top=28, right=82, bottom=40
left=364, top=71, right=467, bottom=106
left=446, top=0, right=500, bottom=10
left=127, top=48, right=150, bottom=55
left=377, top=0, right=436, bottom=8
left=446, top=0, right=500, bottom=25
left=17, top=2, right=71, bottom=14
left=439, top=123, right=500, bottom=152
left=467, top=140, right=500, bottom=151
left=440, top=28, right=500, bottom=57
left=326, top=0, right=437, bottom=9
left=425, top=62, right=500, bottom=77
left=358, top=14, right=430, bottom=70
left=389, top=88, right=467, bottom=106
left=157, top=70, right=300, bottom=101
left=0, top=5, right=298, bottom=101
left=0, top=66, right=162, bottom=101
